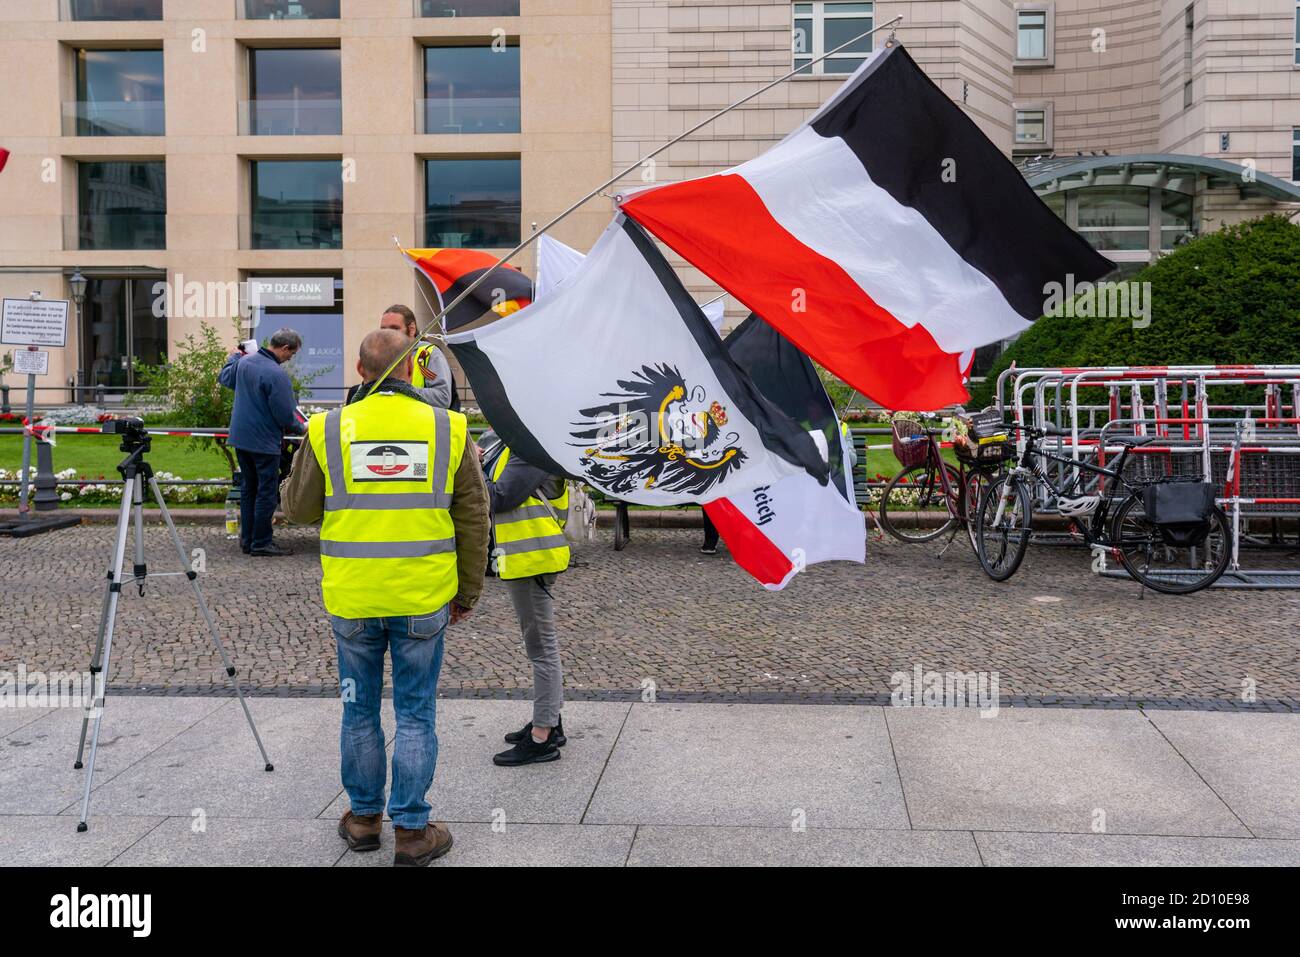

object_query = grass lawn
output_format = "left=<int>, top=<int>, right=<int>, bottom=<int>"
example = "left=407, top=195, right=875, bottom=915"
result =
left=0, top=434, right=231, bottom=479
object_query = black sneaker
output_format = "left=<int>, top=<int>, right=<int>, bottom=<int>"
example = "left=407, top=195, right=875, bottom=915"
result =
left=700, top=544, right=718, bottom=555
left=251, top=542, right=294, bottom=557
left=493, top=732, right=561, bottom=767
left=503, top=717, right=566, bottom=747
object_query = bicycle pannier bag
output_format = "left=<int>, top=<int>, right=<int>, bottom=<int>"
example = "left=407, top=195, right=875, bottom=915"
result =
left=1141, top=480, right=1216, bottom=547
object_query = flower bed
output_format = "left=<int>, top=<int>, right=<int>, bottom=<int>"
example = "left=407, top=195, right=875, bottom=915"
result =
left=0, top=468, right=229, bottom=506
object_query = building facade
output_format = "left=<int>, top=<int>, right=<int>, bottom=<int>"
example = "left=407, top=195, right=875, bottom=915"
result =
left=1, top=0, right=1296, bottom=403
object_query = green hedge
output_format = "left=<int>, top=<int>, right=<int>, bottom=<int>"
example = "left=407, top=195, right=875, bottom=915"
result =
left=968, top=214, right=1300, bottom=407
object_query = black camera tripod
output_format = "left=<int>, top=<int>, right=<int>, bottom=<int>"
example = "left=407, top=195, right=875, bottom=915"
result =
left=73, top=423, right=273, bottom=832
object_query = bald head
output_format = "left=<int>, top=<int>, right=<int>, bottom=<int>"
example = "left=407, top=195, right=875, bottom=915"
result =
left=357, top=328, right=412, bottom=383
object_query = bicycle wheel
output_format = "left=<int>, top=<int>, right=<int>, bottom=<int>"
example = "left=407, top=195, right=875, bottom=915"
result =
left=879, top=461, right=961, bottom=543
left=974, top=473, right=1032, bottom=581
left=960, top=467, right=998, bottom=554
left=1109, top=493, right=1231, bottom=594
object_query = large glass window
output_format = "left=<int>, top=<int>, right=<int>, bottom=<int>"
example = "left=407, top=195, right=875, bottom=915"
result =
left=423, top=158, right=520, bottom=248
left=247, top=48, right=342, bottom=135
left=242, top=0, right=340, bottom=18
left=1015, top=109, right=1046, bottom=145
left=1159, top=193, right=1193, bottom=250
left=1017, top=10, right=1047, bottom=60
left=422, top=45, right=520, bottom=134
left=250, top=160, right=343, bottom=250
left=64, top=0, right=162, bottom=19
left=1293, top=128, right=1299, bottom=182
left=76, top=161, right=166, bottom=250
left=69, top=49, right=165, bottom=136
left=418, top=0, right=519, bottom=15
left=793, top=2, right=873, bottom=76
left=1295, top=1, right=1299, bottom=65
left=79, top=277, right=167, bottom=395
left=1075, top=186, right=1150, bottom=251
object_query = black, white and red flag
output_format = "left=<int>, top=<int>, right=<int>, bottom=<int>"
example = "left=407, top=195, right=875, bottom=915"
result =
left=619, top=42, right=1113, bottom=411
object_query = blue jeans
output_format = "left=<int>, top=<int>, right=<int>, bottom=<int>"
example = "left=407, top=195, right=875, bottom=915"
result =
left=235, top=448, right=281, bottom=551
left=332, top=606, right=448, bottom=831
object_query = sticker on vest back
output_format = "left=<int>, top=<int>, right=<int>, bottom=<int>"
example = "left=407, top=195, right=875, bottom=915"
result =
left=350, top=441, right=429, bottom=482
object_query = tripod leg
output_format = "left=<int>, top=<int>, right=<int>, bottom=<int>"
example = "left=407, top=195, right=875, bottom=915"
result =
left=75, top=524, right=122, bottom=769
left=149, top=477, right=274, bottom=772
left=76, top=473, right=137, bottom=832
left=132, top=472, right=147, bottom=594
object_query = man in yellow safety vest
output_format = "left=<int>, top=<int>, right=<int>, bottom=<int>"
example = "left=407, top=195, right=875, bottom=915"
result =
left=479, top=433, right=571, bottom=767
left=281, top=328, right=489, bottom=866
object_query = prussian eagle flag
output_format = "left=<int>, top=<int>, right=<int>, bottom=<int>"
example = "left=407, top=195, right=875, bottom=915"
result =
left=705, top=314, right=866, bottom=590
left=618, top=42, right=1113, bottom=411
left=401, top=246, right=533, bottom=331
left=446, top=215, right=829, bottom=506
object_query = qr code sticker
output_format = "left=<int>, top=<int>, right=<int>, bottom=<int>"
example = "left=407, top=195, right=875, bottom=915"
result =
left=414, top=463, right=427, bottom=478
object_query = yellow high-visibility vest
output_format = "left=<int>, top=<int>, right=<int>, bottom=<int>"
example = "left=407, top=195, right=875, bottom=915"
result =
left=307, top=392, right=467, bottom=618
left=491, top=447, right=570, bottom=580
left=411, top=342, right=436, bottom=390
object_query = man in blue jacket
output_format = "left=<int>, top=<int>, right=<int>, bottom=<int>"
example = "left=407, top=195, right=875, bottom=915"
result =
left=218, top=328, right=304, bottom=556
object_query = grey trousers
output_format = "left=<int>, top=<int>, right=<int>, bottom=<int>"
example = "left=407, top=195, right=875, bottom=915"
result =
left=504, top=573, right=563, bottom=728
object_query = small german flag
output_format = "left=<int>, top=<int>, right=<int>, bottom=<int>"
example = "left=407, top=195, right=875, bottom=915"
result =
left=401, top=247, right=532, bottom=331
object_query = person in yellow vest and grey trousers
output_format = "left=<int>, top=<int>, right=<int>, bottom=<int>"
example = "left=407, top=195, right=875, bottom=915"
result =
left=478, top=431, right=571, bottom=767
left=281, top=329, right=489, bottom=866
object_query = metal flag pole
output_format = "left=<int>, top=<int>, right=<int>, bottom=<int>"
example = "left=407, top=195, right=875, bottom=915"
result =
left=376, top=15, right=904, bottom=391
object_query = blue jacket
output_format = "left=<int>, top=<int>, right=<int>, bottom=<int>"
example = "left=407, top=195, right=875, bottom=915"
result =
left=218, top=347, right=303, bottom=455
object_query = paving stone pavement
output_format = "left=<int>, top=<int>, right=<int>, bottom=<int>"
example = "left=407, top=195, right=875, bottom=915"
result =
left=2, top=697, right=1298, bottom=866
left=2, top=522, right=1298, bottom=709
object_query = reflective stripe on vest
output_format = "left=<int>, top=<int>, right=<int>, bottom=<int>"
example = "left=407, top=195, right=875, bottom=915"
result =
left=491, top=446, right=569, bottom=579
left=307, top=393, right=466, bottom=617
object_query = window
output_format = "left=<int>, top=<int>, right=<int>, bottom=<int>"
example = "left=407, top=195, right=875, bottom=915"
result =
left=417, top=0, right=519, bottom=15
left=1017, top=11, right=1046, bottom=59
left=1075, top=186, right=1152, bottom=252
left=1013, top=3, right=1053, bottom=66
left=76, top=161, right=166, bottom=250
left=79, top=277, right=167, bottom=394
left=1295, top=1, right=1300, bottom=65
left=422, top=45, right=520, bottom=134
left=249, top=160, right=343, bottom=249
left=246, top=48, right=342, bottom=135
left=1159, top=193, right=1193, bottom=250
left=1015, top=109, right=1047, bottom=145
left=64, top=0, right=162, bottom=19
left=423, top=158, right=520, bottom=248
left=68, top=49, right=164, bottom=136
left=1183, top=5, right=1195, bottom=109
left=1293, top=128, right=1299, bottom=182
left=248, top=275, right=344, bottom=401
left=241, top=0, right=340, bottom=18
left=792, top=2, right=873, bottom=77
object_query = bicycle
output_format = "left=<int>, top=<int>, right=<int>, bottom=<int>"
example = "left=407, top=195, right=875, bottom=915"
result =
left=877, top=413, right=1005, bottom=553
left=972, top=423, right=1231, bottom=594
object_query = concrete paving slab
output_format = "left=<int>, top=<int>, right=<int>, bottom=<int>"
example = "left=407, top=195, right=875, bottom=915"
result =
left=1144, top=711, right=1300, bottom=839
left=976, top=831, right=1300, bottom=866
left=627, top=825, right=980, bottom=866
left=0, top=706, right=58, bottom=736
left=73, top=761, right=344, bottom=820
left=336, top=822, right=636, bottom=867
left=582, top=703, right=908, bottom=828
left=0, top=814, right=164, bottom=866
left=321, top=699, right=630, bottom=824
left=110, top=817, right=344, bottom=867
left=0, top=696, right=228, bottom=815
left=887, top=707, right=1249, bottom=837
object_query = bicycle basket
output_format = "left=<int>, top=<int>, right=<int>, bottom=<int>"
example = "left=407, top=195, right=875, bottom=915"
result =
left=1141, top=478, right=1216, bottom=547
left=891, top=418, right=929, bottom=468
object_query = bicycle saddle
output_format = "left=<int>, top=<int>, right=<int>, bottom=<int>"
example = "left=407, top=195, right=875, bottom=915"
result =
left=1110, top=434, right=1156, bottom=447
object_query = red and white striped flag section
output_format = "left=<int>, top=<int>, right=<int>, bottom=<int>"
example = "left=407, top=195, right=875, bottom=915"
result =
left=705, top=314, right=865, bottom=590
left=445, top=215, right=829, bottom=507
left=619, top=42, right=1113, bottom=411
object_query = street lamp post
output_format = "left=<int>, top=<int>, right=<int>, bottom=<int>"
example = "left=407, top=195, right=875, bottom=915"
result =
left=69, top=268, right=86, bottom=403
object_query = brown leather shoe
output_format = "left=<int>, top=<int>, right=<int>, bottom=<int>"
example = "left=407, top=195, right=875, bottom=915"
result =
left=338, top=810, right=382, bottom=852
left=393, top=822, right=453, bottom=867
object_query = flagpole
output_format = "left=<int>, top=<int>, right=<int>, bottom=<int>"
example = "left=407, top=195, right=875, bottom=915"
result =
left=376, top=14, right=903, bottom=391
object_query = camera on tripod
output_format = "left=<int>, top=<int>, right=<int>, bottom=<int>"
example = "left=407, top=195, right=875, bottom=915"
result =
left=101, top=416, right=150, bottom=454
